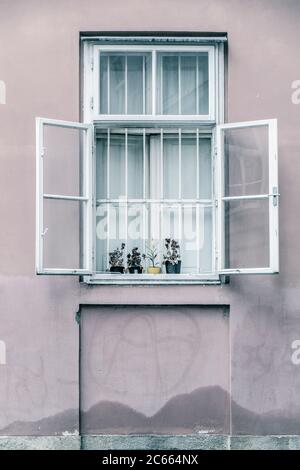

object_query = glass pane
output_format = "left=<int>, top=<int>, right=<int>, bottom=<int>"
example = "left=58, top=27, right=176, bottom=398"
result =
left=199, top=206, right=213, bottom=273
left=109, top=203, right=126, bottom=248
left=224, top=125, right=269, bottom=197
left=163, top=135, right=179, bottom=199
left=127, top=134, right=144, bottom=198
left=96, top=135, right=107, bottom=199
left=181, top=56, right=197, bottom=114
left=162, top=204, right=180, bottom=241
left=224, top=198, right=269, bottom=269
left=161, top=55, right=179, bottom=114
left=127, top=56, right=143, bottom=114
left=43, top=125, right=84, bottom=197
left=99, top=53, right=151, bottom=115
left=127, top=203, right=145, bottom=269
left=181, top=205, right=197, bottom=273
left=110, top=55, right=125, bottom=114
left=95, top=203, right=108, bottom=272
left=109, top=133, right=125, bottom=198
left=99, top=55, right=108, bottom=114
left=198, top=54, right=209, bottom=115
left=199, top=138, right=212, bottom=199
left=43, top=199, right=84, bottom=269
left=157, top=52, right=209, bottom=115
left=181, top=134, right=197, bottom=199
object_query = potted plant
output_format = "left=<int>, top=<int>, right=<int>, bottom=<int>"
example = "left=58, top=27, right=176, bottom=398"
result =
left=145, top=240, right=161, bottom=274
left=163, top=238, right=181, bottom=274
left=109, top=243, right=125, bottom=273
left=127, top=247, right=143, bottom=274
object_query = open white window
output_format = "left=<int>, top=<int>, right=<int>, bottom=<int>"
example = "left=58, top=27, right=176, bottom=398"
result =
left=35, top=38, right=280, bottom=282
left=36, top=118, right=93, bottom=274
left=216, top=119, right=279, bottom=274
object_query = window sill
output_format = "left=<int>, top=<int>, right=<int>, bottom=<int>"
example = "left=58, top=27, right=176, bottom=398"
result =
left=83, top=273, right=221, bottom=285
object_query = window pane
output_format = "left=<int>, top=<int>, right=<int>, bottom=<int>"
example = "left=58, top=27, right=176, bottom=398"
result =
left=127, top=134, right=144, bottom=198
left=199, top=138, right=212, bottom=199
left=198, top=54, right=209, bottom=115
left=109, top=134, right=125, bottom=198
left=110, top=55, right=125, bottom=114
left=224, top=198, right=269, bottom=269
left=127, top=203, right=145, bottom=267
left=95, top=204, right=108, bottom=272
left=181, top=134, right=197, bottom=199
left=224, top=125, right=269, bottom=197
left=157, top=52, right=209, bottom=115
left=199, top=206, right=213, bottom=273
left=43, top=199, right=84, bottom=269
left=161, top=55, right=179, bottom=114
left=163, top=135, right=179, bottom=199
left=181, top=56, right=197, bottom=114
left=99, top=53, right=151, bottom=115
left=95, top=128, right=214, bottom=275
left=99, top=55, right=108, bottom=114
left=108, top=203, right=127, bottom=253
left=96, top=136, right=107, bottom=199
left=181, top=205, right=197, bottom=273
left=43, top=125, right=84, bottom=197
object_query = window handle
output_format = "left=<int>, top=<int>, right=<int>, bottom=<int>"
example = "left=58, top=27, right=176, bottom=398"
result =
left=272, top=187, right=280, bottom=206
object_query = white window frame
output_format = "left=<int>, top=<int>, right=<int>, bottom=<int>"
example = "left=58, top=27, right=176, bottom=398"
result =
left=91, top=45, right=216, bottom=122
left=36, top=117, right=93, bottom=275
left=216, top=118, right=279, bottom=275
left=81, top=38, right=225, bottom=284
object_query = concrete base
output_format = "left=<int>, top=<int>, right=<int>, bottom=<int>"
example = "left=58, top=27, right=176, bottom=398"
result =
left=81, top=434, right=229, bottom=450
left=0, top=435, right=81, bottom=450
left=1, top=434, right=300, bottom=450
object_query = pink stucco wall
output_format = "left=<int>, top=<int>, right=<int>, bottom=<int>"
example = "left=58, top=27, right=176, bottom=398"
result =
left=0, top=0, right=300, bottom=436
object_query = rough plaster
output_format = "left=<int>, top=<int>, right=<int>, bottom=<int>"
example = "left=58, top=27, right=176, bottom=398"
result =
left=0, top=0, right=300, bottom=440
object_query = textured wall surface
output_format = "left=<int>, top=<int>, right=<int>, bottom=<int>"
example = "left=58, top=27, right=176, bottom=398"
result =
left=0, top=0, right=300, bottom=441
left=80, top=305, right=230, bottom=434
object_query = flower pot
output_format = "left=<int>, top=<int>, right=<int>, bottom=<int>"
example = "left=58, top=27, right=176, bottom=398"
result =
left=110, top=266, right=124, bottom=274
left=147, top=266, right=161, bottom=274
left=165, top=260, right=181, bottom=274
left=128, top=266, right=143, bottom=274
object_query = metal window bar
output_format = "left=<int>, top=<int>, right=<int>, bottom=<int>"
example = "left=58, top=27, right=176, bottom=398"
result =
left=107, top=55, right=110, bottom=114
left=178, top=128, right=182, bottom=253
left=106, top=128, right=110, bottom=269
left=125, top=128, right=128, bottom=255
left=125, top=55, right=128, bottom=114
left=196, top=128, right=200, bottom=273
left=152, top=50, right=156, bottom=115
left=196, top=56, right=199, bottom=115
left=178, top=55, right=181, bottom=115
left=142, top=55, right=146, bottom=115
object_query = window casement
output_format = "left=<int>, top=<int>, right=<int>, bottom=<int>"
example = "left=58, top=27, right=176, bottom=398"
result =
left=36, top=35, right=279, bottom=283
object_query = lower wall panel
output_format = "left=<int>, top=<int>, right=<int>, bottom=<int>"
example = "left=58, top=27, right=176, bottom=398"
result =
left=80, top=305, right=230, bottom=435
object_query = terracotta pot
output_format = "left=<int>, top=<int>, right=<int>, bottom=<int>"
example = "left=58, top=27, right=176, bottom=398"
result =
left=147, top=266, right=161, bottom=274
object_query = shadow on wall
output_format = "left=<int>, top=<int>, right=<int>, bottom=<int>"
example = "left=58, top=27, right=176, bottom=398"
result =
left=1, top=385, right=300, bottom=436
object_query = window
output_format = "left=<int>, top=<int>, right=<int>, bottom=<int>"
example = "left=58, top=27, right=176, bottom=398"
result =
left=36, top=35, right=279, bottom=282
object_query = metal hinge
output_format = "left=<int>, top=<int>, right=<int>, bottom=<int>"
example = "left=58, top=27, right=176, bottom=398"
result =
left=90, top=97, right=94, bottom=110
left=215, top=199, right=218, bottom=208
left=90, top=57, right=94, bottom=71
